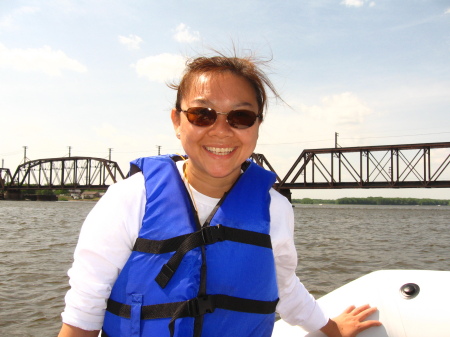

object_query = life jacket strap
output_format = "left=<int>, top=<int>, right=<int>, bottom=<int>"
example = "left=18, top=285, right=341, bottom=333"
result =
left=106, top=294, right=279, bottom=337
left=133, top=225, right=272, bottom=288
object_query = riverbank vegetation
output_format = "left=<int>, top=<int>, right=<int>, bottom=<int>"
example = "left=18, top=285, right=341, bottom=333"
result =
left=293, top=197, right=449, bottom=206
left=18, top=189, right=103, bottom=201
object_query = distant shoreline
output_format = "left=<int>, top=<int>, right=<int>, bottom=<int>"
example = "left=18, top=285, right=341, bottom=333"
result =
left=292, top=197, right=449, bottom=206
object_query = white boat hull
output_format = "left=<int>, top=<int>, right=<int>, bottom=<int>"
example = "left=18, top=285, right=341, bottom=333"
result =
left=272, top=270, right=450, bottom=337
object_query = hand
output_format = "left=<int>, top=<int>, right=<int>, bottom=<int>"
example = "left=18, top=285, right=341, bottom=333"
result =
left=320, top=304, right=382, bottom=337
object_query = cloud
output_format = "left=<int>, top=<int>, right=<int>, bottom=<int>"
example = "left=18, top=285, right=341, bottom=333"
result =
left=0, top=15, right=14, bottom=29
left=445, top=8, right=450, bottom=14
left=341, top=0, right=375, bottom=8
left=118, top=34, right=143, bottom=50
left=0, top=43, right=87, bottom=76
left=133, top=53, right=186, bottom=83
left=173, top=23, right=200, bottom=43
left=301, top=92, right=372, bottom=125
left=341, top=0, right=364, bottom=7
left=0, top=6, right=40, bottom=30
left=341, top=0, right=376, bottom=7
left=257, top=92, right=373, bottom=156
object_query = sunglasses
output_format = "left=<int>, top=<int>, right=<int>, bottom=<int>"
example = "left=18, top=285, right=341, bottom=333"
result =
left=180, top=107, right=262, bottom=129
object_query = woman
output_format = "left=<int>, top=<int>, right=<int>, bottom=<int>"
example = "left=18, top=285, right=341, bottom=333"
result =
left=58, top=54, right=381, bottom=337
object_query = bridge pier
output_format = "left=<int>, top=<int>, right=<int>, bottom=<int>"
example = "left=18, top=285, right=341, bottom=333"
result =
left=24, top=194, right=58, bottom=201
left=2, top=191, right=58, bottom=201
left=4, top=190, right=21, bottom=200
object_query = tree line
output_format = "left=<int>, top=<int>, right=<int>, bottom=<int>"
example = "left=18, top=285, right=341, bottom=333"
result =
left=293, top=197, right=449, bottom=206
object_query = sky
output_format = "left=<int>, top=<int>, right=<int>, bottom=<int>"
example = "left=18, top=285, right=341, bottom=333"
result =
left=1, top=0, right=449, bottom=200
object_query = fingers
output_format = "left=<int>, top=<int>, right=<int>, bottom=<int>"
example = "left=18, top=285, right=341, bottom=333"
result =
left=350, top=305, right=382, bottom=328
left=359, top=306, right=378, bottom=319
left=331, top=304, right=382, bottom=337
left=347, top=304, right=378, bottom=318
left=359, top=319, right=383, bottom=329
left=344, top=304, right=381, bottom=322
left=351, top=304, right=371, bottom=314
left=343, top=305, right=357, bottom=314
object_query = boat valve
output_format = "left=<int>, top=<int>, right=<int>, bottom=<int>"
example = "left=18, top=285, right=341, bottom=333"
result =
left=400, top=283, right=420, bottom=299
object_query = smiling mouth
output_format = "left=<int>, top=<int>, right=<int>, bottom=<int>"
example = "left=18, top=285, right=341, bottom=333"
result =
left=205, top=146, right=235, bottom=156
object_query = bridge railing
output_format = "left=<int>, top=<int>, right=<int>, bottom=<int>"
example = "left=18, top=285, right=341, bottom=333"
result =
left=8, top=157, right=126, bottom=190
left=3, top=142, right=449, bottom=195
left=275, top=142, right=450, bottom=190
left=0, top=168, right=13, bottom=190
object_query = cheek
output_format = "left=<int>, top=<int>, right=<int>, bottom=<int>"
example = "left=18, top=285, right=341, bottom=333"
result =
left=178, top=119, right=192, bottom=136
left=238, top=130, right=259, bottom=153
left=247, top=127, right=260, bottom=144
left=179, top=123, right=204, bottom=143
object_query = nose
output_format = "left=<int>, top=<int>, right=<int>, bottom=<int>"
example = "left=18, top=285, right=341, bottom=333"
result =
left=208, top=113, right=234, bottom=137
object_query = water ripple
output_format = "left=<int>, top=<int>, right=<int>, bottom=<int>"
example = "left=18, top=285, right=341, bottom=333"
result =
left=0, top=201, right=449, bottom=335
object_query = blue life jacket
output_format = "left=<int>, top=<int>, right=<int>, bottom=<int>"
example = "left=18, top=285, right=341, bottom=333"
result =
left=102, top=155, right=279, bottom=337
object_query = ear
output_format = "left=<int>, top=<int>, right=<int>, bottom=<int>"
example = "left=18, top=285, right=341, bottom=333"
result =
left=171, top=108, right=181, bottom=134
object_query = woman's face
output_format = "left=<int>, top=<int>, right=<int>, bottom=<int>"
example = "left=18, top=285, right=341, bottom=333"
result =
left=172, top=72, right=261, bottom=185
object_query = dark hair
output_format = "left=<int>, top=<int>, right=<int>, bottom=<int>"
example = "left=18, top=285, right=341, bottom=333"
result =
left=168, top=54, right=280, bottom=118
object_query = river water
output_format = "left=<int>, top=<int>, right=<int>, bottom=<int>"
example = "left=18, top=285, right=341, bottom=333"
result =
left=0, top=201, right=449, bottom=336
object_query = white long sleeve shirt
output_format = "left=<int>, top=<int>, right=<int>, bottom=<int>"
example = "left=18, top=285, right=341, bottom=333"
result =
left=61, top=163, right=327, bottom=333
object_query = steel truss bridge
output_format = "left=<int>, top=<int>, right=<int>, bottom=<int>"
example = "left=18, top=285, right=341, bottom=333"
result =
left=252, top=142, right=450, bottom=200
left=1, top=142, right=449, bottom=201
left=1, top=157, right=126, bottom=194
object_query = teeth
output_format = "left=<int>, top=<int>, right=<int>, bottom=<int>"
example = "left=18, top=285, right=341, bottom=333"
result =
left=206, top=147, right=235, bottom=155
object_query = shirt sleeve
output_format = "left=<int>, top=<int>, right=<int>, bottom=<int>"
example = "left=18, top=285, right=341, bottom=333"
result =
left=61, top=173, right=146, bottom=331
left=269, top=189, right=329, bottom=332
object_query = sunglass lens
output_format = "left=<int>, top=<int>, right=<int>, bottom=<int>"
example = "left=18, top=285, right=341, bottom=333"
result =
left=228, top=110, right=257, bottom=129
left=184, top=108, right=258, bottom=129
left=187, top=108, right=216, bottom=126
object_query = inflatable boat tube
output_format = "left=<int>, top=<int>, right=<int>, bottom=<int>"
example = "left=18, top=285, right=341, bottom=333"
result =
left=272, top=270, right=450, bottom=337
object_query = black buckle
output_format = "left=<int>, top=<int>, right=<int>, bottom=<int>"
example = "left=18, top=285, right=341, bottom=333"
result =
left=201, top=225, right=224, bottom=245
left=188, top=296, right=215, bottom=316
